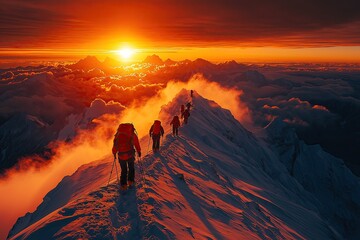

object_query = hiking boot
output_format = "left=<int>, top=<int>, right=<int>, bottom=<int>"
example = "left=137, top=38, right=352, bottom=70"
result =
left=120, top=185, right=128, bottom=191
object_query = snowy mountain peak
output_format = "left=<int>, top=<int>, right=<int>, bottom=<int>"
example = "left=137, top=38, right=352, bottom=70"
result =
left=103, top=57, right=121, bottom=67
left=239, top=70, right=267, bottom=86
left=8, top=90, right=360, bottom=239
left=68, top=56, right=103, bottom=70
left=164, top=58, right=176, bottom=65
left=143, top=55, right=164, bottom=65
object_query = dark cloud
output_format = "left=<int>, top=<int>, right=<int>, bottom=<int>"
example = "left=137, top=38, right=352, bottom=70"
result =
left=258, top=97, right=337, bottom=126
left=0, top=1, right=88, bottom=47
left=1, top=0, right=360, bottom=48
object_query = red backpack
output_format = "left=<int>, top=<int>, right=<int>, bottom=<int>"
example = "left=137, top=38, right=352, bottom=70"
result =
left=152, top=120, right=161, bottom=134
left=113, top=123, right=135, bottom=153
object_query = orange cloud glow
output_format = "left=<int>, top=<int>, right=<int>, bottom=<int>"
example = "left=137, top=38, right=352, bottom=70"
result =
left=1, top=1, right=360, bottom=63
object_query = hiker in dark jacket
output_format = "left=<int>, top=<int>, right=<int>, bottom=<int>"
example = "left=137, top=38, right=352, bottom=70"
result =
left=112, top=123, right=141, bottom=190
left=170, top=115, right=181, bottom=136
left=181, top=104, right=185, bottom=116
left=181, top=109, right=190, bottom=124
left=149, top=120, right=164, bottom=152
left=186, top=102, right=192, bottom=111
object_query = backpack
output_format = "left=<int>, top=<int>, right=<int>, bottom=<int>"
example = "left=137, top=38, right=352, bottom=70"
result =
left=152, top=120, right=161, bottom=134
left=172, top=116, right=180, bottom=127
left=113, top=123, right=135, bottom=153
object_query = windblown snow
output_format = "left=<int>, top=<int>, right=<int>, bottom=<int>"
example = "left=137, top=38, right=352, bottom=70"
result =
left=8, top=90, right=360, bottom=240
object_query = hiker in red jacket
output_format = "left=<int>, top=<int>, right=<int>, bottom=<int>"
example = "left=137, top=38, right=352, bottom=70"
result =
left=112, top=123, right=141, bottom=190
left=149, top=120, right=164, bottom=153
left=170, top=115, right=180, bottom=136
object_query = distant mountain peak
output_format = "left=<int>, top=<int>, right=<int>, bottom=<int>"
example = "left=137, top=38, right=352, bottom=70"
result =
left=189, top=58, right=214, bottom=69
left=239, top=70, right=267, bottom=86
left=83, top=55, right=99, bottom=61
left=143, top=54, right=164, bottom=65
left=103, top=57, right=120, bottom=67
left=80, top=56, right=101, bottom=65
left=68, top=56, right=103, bottom=70
left=193, top=58, right=211, bottom=64
left=220, top=60, right=239, bottom=66
left=164, top=58, right=176, bottom=65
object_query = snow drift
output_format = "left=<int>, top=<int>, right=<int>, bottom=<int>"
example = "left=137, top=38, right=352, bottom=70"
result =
left=8, top=90, right=360, bottom=239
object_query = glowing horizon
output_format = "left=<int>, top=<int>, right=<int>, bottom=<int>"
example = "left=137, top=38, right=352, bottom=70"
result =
left=1, top=1, right=360, bottom=64
left=2, top=45, right=360, bottom=64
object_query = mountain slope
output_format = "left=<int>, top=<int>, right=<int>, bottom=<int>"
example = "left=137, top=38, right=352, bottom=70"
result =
left=0, top=113, right=54, bottom=172
left=8, top=90, right=360, bottom=239
left=264, top=118, right=360, bottom=237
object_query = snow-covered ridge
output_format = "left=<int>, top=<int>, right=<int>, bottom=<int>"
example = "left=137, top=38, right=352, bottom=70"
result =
left=8, top=90, right=360, bottom=239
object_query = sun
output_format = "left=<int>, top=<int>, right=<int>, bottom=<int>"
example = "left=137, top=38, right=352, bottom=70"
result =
left=116, top=47, right=135, bottom=61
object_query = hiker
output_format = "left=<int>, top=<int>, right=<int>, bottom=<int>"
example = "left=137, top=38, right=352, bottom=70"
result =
left=182, top=108, right=190, bottom=124
left=186, top=102, right=192, bottom=111
left=180, top=104, right=185, bottom=116
left=170, top=115, right=180, bottom=136
left=112, top=123, right=141, bottom=190
left=190, top=90, right=194, bottom=98
left=149, top=120, right=164, bottom=153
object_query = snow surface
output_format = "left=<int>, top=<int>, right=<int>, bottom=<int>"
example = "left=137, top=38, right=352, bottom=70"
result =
left=8, top=90, right=360, bottom=239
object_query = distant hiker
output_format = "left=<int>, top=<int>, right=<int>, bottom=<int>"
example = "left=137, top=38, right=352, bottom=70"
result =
left=149, top=120, right=164, bottom=153
left=112, top=123, right=141, bottom=190
left=170, top=115, right=180, bottom=136
left=182, top=108, right=190, bottom=124
left=190, top=90, right=194, bottom=98
left=181, top=104, right=185, bottom=115
left=186, top=102, right=192, bottom=111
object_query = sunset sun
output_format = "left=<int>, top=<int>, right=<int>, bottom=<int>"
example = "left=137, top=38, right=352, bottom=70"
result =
left=116, top=47, right=136, bottom=61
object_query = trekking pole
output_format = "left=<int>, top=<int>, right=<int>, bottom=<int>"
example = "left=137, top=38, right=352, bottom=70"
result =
left=114, top=158, right=120, bottom=185
left=107, top=156, right=116, bottom=186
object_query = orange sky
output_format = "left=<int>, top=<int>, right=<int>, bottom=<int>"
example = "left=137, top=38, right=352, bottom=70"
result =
left=1, top=0, right=360, bottom=63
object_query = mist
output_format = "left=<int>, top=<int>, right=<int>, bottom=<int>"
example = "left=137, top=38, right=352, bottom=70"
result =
left=0, top=115, right=114, bottom=238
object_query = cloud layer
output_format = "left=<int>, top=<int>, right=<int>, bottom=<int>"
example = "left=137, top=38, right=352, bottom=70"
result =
left=1, top=0, right=360, bottom=48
